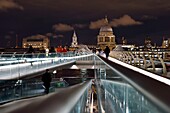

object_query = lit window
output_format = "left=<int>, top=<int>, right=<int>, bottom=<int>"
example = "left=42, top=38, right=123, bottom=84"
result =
left=110, top=37, right=113, bottom=42
left=105, top=37, right=110, bottom=42
left=99, top=37, right=103, bottom=42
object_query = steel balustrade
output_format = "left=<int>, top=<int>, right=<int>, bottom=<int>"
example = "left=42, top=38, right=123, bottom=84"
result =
left=0, top=53, right=170, bottom=113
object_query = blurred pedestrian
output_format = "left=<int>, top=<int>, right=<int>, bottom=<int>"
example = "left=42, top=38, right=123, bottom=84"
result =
left=42, top=69, right=52, bottom=94
left=104, top=46, right=110, bottom=59
left=27, top=45, right=34, bottom=58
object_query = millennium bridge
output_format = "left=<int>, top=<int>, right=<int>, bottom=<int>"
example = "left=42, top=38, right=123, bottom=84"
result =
left=0, top=48, right=170, bottom=113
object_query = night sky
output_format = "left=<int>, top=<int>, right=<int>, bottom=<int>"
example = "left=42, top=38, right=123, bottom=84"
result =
left=0, top=0, right=170, bottom=48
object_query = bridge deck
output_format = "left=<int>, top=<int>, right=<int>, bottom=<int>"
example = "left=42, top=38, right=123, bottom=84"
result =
left=99, top=56, right=170, bottom=113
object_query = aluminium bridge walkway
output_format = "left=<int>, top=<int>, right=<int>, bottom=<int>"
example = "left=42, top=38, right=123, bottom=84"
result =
left=0, top=52, right=170, bottom=113
left=0, top=52, right=93, bottom=80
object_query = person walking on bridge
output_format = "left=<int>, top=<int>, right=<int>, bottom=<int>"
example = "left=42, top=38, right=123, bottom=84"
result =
left=42, top=69, right=52, bottom=94
left=104, top=46, right=110, bottom=59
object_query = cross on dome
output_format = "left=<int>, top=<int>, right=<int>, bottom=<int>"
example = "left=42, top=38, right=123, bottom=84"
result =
left=104, top=15, right=109, bottom=25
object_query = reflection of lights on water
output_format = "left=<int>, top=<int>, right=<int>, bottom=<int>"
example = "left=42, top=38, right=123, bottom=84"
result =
left=70, top=65, right=79, bottom=69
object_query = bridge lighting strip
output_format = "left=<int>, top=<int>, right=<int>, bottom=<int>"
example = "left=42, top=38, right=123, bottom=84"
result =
left=0, top=54, right=93, bottom=69
left=108, top=57, right=170, bottom=86
left=62, top=54, right=94, bottom=59
left=90, top=92, right=94, bottom=113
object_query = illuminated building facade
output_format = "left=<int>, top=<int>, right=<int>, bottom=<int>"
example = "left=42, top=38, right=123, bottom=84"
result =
left=162, top=38, right=170, bottom=49
left=144, top=37, right=152, bottom=49
left=122, top=37, right=127, bottom=45
left=22, top=34, right=50, bottom=49
left=97, top=17, right=116, bottom=50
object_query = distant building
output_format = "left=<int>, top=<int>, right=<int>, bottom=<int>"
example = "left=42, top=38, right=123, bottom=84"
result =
left=22, top=34, right=50, bottom=49
left=86, top=45, right=97, bottom=49
left=113, top=44, right=135, bottom=51
left=97, top=16, right=116, bottom=50
left=144, top=37, right=152, bottom=49
left=122, top=37, right=127, bottom=45
left=71, top=31, right=78, bottom=47
left=162, top=38, right=170, bottom=48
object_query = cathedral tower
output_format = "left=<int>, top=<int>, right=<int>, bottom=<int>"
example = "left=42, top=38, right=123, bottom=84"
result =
left=71, top=31, right=78, bottom=47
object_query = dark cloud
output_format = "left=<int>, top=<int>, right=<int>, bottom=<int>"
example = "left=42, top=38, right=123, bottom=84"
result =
left=141, top=15, right=157, bottom=20
left=46, top=33, right=53, bottom=37
left=4, top=35, right=11, bottom=39
left=110, top=15, right=142, bottom=27
left=0, top=0, right=23, bottom=11
left=54, top=34, right=64, bottom=38
left=46, top=33, right=64, bottom=39
left=0, top=0, right=170, bottom=47
left=17, top=0, right=170, bottom=16
left=73, top=24, right=87, bottom=29
left=89, top=15, right=142, bottom=29
left=52, top=23, right=74, bottom=32
left=89, top=18, right=106, bottom=29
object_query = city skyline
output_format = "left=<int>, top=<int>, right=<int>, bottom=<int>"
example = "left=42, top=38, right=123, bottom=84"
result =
left=0, top=0, right=170, bottom=47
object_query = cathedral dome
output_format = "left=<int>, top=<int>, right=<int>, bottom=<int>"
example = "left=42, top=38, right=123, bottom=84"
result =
left=99, top=25, right=113, bottom=32
left=99, top=16, right=113, bottom=32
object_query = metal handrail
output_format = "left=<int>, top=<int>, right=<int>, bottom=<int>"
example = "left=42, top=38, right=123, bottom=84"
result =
left=0, top=80, right=92, bottom=113
left=0, top=53, right=93, bottom=80
left=96, top=55, right=170, bottom=113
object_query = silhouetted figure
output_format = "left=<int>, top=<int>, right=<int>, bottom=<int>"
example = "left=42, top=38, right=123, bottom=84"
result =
left=27, top=45, right=34, bottom=58
left=104, top=46, right=110, bottom=59
left=92, top=48, right=96, bottom=53
left=42, top=69, right=52, bottom=94
left=49, top=46, right=56, bottom=53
